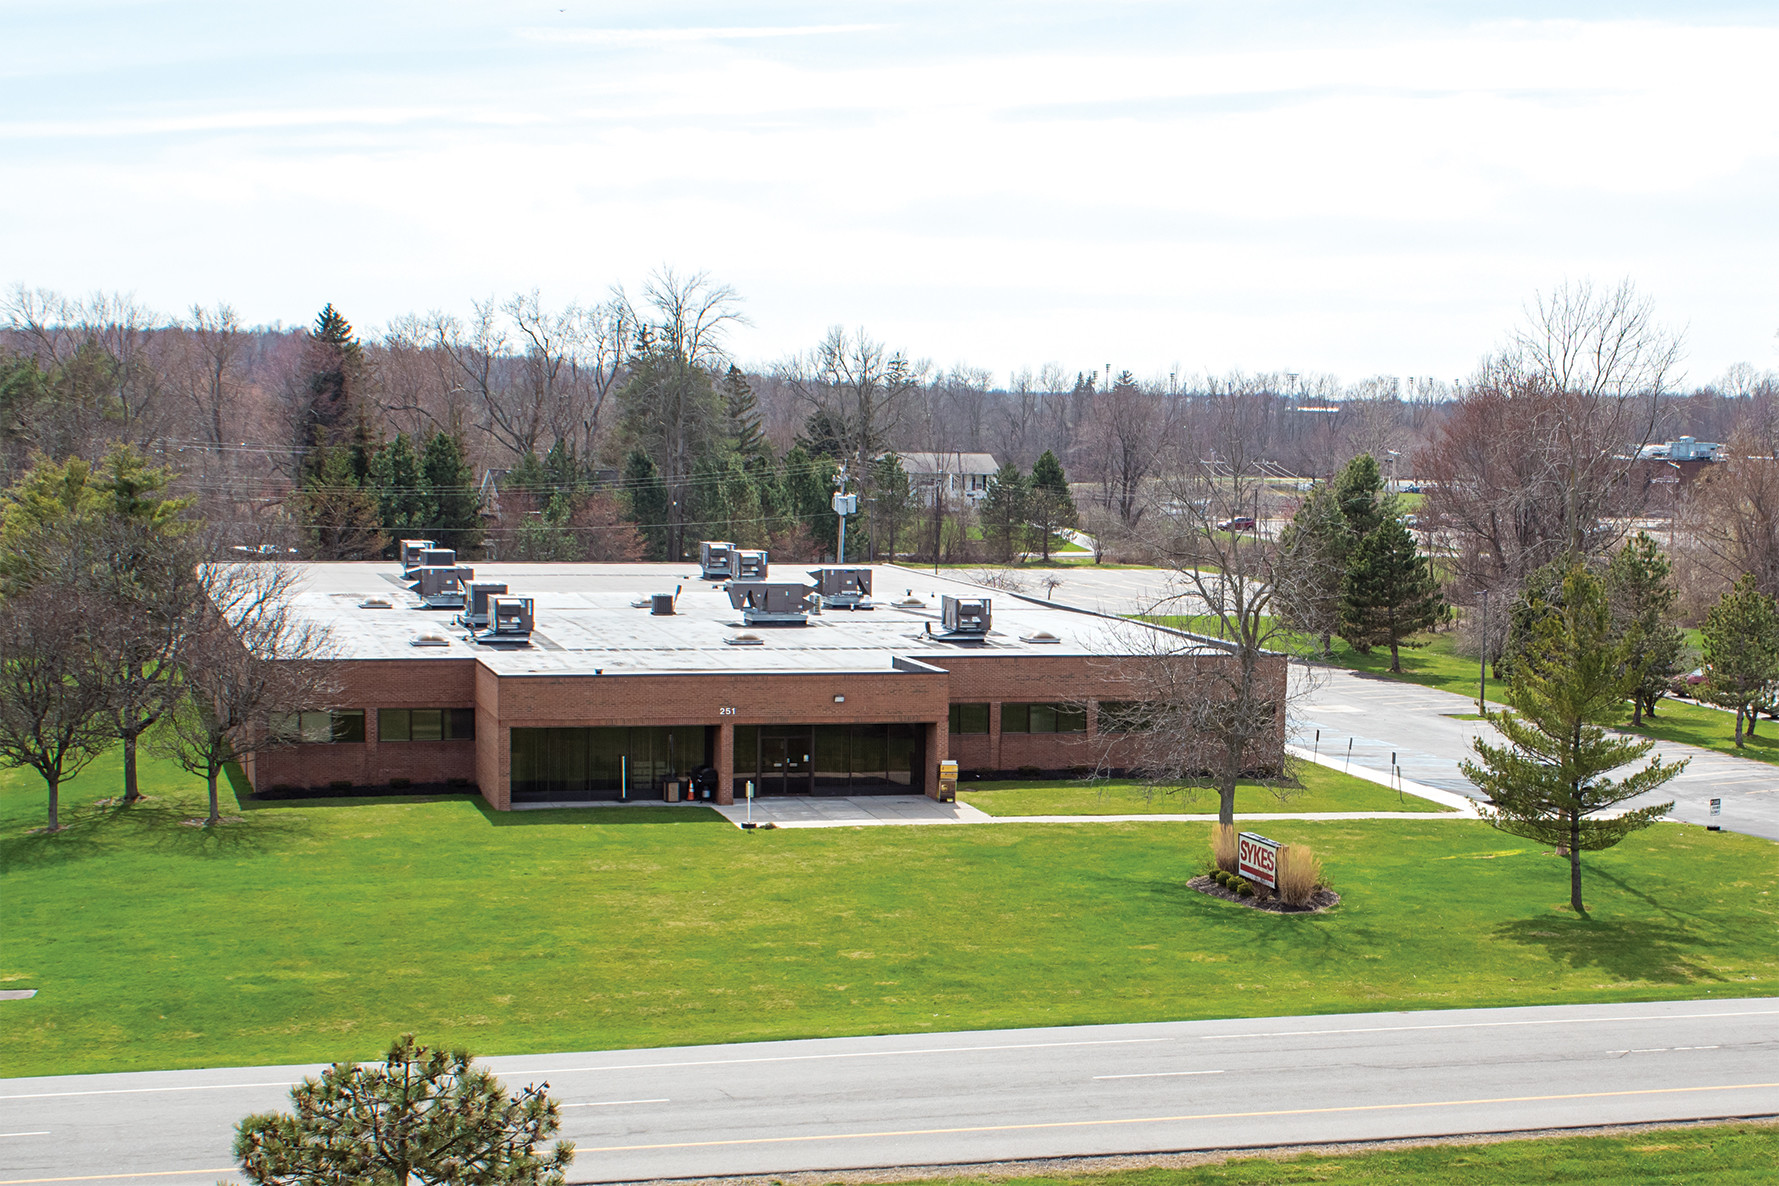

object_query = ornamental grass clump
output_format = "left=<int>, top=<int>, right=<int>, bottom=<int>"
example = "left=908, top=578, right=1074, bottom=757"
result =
left=1211, top=823, right=1239, bottom=873
left=1277, top=844, right=1323, bottom=906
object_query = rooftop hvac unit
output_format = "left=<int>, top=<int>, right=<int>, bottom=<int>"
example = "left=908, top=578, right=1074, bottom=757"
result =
left=471, top=595, right=534, bottom=644
left=809, top=567, right=873, bottom=609
left=699, top=540, right=735, bottom=580
left=728, top=549, right=769, bottom=580
left=456, top=582, right=509, bottom=628
left=400, top=539, right=437, bottom=577
left=727, top=581, right=815, bottom=625
left=941, top=594, right=991, bottom=635
left=414, top=565, right=473, bottom=609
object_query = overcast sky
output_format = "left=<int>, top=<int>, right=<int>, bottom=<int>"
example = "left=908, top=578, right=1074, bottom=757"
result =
left=4, top=1, right=1776, bottom=388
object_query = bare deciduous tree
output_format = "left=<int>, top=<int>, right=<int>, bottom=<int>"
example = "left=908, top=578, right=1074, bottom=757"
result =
left=0, top=583, right=114, bottom=832
left=155, top=561, right=335, bottom=826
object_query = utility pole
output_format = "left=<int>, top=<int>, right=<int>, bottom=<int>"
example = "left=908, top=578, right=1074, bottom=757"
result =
left=832, top=463, right=857, bottom=564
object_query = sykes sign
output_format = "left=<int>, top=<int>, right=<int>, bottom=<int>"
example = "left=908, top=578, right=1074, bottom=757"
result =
left=1237, top=831, right=1281, bottom=889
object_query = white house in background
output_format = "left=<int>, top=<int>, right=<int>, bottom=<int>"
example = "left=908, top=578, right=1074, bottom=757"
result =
left=886, top=452, right=1000, bottom=506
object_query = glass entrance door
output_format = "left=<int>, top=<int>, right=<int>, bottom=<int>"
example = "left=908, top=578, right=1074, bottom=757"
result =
left=759, top=729, right=812, bottom=795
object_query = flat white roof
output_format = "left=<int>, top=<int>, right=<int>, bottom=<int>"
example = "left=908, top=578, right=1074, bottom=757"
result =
left=281, top=562, right=1225, bottom=677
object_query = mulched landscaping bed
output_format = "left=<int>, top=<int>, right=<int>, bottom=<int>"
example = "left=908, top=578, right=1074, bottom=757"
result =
left=1187, top=874, right=1340, bottom=914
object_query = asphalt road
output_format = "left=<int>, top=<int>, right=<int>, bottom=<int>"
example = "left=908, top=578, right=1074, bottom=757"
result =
left=4, top=999, right=1775, bottom=1185
left=1296, top=665, right=1779, bottom=842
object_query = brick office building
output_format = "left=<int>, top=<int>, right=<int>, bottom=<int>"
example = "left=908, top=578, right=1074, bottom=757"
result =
left=245, top=562, right=1283, bottom=809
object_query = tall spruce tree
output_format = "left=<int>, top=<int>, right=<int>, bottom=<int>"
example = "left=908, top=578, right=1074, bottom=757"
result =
left=421, top=431, right=482, bottom=556
left=369, top=433, right=427, bottom=552
left=1699, top=573, right=1779, bottom=746
left=980, top=461, right=1031, bottom=564
left=1606, top=532, right=1684, bottom=726
left=1461, top=563, right=1683, bottom=914
left=1341, top=511, right=1444, bottom=672
left=869, top=453, right=915, bottom=561
left=1333, top=452, right=1386, bottom=540
left=1027, top=449, right=1077, bottom=561
left=722, top=365, right=771, bottom=463
left=622, top=449, right=670, bottom=560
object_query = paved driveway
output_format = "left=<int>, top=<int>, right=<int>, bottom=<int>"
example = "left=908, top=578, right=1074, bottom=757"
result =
left=1295, top=665, right=1779, bottom=842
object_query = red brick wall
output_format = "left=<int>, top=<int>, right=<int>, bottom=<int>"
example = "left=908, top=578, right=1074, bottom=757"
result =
left=251, top=658, right=480, bottom=793
left=247, top=647, right=1287, bottom=808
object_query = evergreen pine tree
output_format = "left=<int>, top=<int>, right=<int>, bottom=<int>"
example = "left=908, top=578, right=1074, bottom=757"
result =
left=422, top=431, right=482, bottom=556
left=301, top=304, right=366, bottom=467
left=869, top=453, right=915, bottom=561
left=1027, top=450, right=1078, bottom=561
left=1341, top=512, right=1444, bottom=671
left=368, top=433, right=427, bottom=554
left=622, top=449, right=670, bottom=561
left=1461, top=564, right=1683, bottom=914
left=1333, top=453, right=1385, bottom=540
left=722, top=365, right=771, bottom=462
left=1700, top=573, right=1779, bottom=746
left=1606, top=532, right=1684, bottom=726
left=298, top=447, right=386, bottom=560
left=980, top=461, right=1031, bottom=564
left=783, top=445, right=839, bottom=556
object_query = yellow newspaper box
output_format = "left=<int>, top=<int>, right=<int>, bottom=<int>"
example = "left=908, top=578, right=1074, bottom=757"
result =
left=937, top=760, right=958, bottom=802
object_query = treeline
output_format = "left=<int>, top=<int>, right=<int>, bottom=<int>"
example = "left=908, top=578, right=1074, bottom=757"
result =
left=3, top=275, right=1776, bottom=570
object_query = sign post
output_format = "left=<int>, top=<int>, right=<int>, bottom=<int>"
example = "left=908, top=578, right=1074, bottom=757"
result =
left=746, top=779, right=753, bottom=826
left=1237, top=831, right=1281, bottom=890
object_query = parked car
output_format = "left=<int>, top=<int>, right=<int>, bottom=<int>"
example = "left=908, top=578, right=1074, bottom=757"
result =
left=1217, top=516, right=1257, bottom=532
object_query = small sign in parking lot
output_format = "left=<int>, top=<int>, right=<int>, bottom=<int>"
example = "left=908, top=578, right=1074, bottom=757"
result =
left=1238, top=832, right=1281, bottom=889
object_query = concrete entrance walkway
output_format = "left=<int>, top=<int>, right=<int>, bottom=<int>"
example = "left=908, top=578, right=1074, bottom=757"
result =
left=710, top=795, right=993, bottom=828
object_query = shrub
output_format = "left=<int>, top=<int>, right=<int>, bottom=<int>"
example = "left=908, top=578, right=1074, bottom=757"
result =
left=1213, top=870, right=1230, bottom=887
left=1211, top=823, right=1238, bottom=873
left=1017, top=765, right=1042, bottom=778
left=1237, top=882, right=1254, bottom=898
left=1278, top=845, right=1323, bottom=906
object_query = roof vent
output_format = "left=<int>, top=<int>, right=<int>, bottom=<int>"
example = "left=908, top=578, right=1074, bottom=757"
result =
left=358, top=597, right=393, bottom=609
left=408, top=632, right=450, bottom=648
left=1021, top=630, right=1061, bottom=644
left=724, top=632, right=765, bottom=646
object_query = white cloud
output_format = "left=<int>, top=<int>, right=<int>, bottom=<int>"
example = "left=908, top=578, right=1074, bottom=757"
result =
left=514, top=23, right=885, bottom=46
left=1, top=10, right=1774, bottom=380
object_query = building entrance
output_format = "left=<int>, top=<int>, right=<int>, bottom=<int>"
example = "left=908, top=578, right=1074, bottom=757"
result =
left=757, top=727, right=813, bottom=795
left=734, top=722, right=923, bottom=796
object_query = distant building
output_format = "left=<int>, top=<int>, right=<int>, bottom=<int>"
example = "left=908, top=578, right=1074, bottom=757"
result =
left=1637, top=437, right=1723, bottom=463
left=886, top=452, right=1000, bottom=506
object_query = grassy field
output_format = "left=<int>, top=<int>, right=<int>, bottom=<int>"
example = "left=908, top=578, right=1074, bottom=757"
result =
left=5, top=750, right=1776, bottom=1078
left=960, top=765, right=1453, bottom=815
left=892, top=1123, right=1779, bottom=1185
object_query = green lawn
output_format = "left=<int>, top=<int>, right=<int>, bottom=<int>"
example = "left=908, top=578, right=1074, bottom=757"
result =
left=5, top=750, right=1777, bottom=1078
left=895, top=1123, right=1779, bottom=1185
left=960, top=765, right=1453, bottom=815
